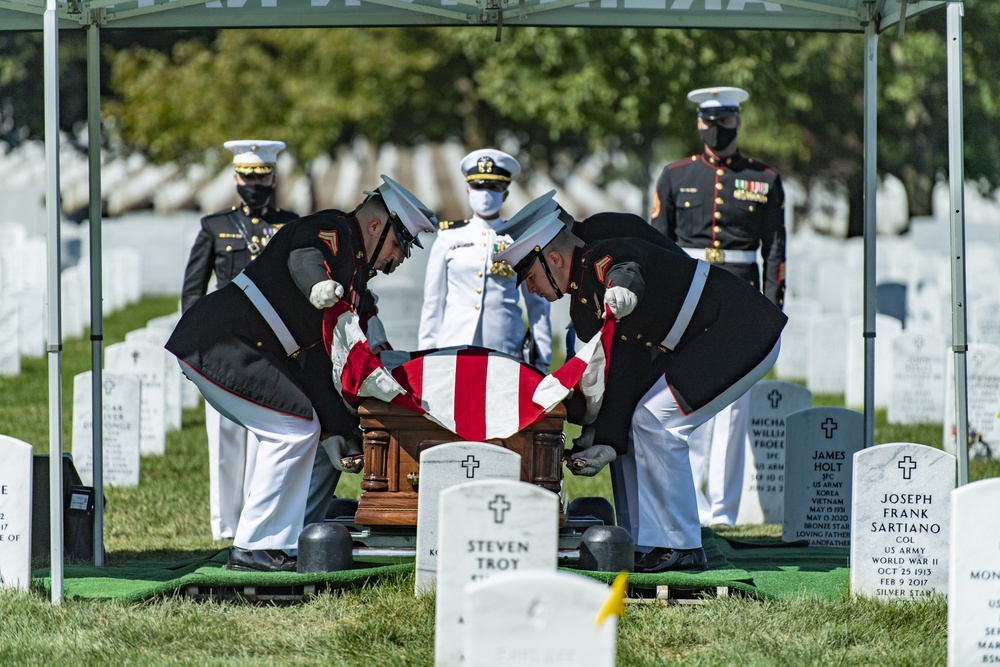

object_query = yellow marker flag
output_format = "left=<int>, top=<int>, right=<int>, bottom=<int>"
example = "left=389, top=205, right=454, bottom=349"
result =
left=594, top=570, right=630, bottom=626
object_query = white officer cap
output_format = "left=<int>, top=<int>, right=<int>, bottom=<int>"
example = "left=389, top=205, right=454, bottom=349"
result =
left=687, top=87, right=750, bottom=121
left=495, top=190, right=561, bottom=238
left=365, top=174, right=437, bottom=251
left=460, top=148, right=522, bottom=185
left=223, top=140, right=286, bottom=175
left=494, top=210, right=563, bottom=285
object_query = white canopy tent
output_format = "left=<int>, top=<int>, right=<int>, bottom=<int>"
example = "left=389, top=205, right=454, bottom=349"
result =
left=0, top=0, right=967, bottom=603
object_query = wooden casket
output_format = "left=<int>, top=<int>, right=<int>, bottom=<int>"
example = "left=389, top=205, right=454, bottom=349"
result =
left=354, top=399, right=566, bottom=526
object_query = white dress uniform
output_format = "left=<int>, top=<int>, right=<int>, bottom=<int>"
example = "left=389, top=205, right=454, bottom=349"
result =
left=418, top=214, right=552, bottom=369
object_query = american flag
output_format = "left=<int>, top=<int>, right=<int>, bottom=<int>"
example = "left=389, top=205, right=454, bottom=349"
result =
left=323, top=300, right=615, bottom=441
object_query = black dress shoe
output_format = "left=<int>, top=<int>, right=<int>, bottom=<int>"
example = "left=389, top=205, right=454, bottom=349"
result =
left=634, top=547, right=708, bottom=573
left=227, top=547, right=297, bottom=572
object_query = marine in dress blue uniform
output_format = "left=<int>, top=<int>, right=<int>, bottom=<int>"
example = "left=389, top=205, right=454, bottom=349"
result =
left=418, top=149, right=552, bottom=371
left=496, top=212, right=785, bottom=572
left=167, top=175, right=437, bottom=572
left=180, top=140, right=298, bottom=541
left=651, top=87, right=787, bottom=527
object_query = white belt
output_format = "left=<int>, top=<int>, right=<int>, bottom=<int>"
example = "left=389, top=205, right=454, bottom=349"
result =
left=661, top=260, right=709, bottom=351
left=682, top=247, right=757, bottom=264
left=232, top=272, right=300, bottom=357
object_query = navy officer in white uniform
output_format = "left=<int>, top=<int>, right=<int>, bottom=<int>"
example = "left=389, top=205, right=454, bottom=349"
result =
left=418, top=149, right=552, bottom=371
left=167, top=175, right=437, bottom=572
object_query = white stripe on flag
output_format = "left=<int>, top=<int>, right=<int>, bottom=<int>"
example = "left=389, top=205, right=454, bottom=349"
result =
left=485, top=354, right=521, bottom=440
left=420, top=353, right=458, bottom=433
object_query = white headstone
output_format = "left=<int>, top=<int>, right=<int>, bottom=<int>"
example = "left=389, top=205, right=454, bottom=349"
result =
left=943, top=344, right=1000, bottom=460
left=947, top=478, right=1000, bottom=666
left=415, top=442, right=522, bottom=596
left=888, top=330, right=947, bottom=425
left=806, top=316, right=848, bottom=395
left=774, top=299, right=819, bottom=381
left=0, top=300, right=20, bottom=376
left=125, top=328, right=182, bottom=431
left=463, top=571, right=616, bottom=667
left=71, top=371, right=142, bottom=487
left=850, top=443, right=954, bottom=600
left=105, top=342, right=166, bottom=455
left=844, top=315, right=902, bottom=409
left=13, top=288, right=45, bottom=358
left=60, top=267, right=84, bottom=340
left=0, top=435, right=32, bottom=592
left=736, top=381, right=812, bottom=525
left=143, top=314, right=200, bottom=410
left=970, top=298, right=1000, bottom=348
left=435, top=480, right=559, bottom=667
left=782, top=407, right=863, bottom=547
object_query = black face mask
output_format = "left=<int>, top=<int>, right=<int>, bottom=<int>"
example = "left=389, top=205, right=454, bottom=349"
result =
left=237, top=184, right=274, bottom=209
left=699, top=125, right=739, bottom=152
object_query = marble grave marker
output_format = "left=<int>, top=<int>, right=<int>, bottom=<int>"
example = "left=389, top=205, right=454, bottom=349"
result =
left=415, top=441, right=521, bottom=596
left=463, top=571, right=616, bottom=667
left=888, top=330, right=946, bottom=425
left=850, top=443, right=954, bottom=600
left=105, top=341, right=166, bottom=455
left=0, top=300, right=20, bottom=376
left=783, top=407, right=863, bottom=546
left=943, top=344, right=1000, bottom=459
left=0, top=435, right=32, bottom=592
left=435, top=480, right=558, bottom=667
left=948, top=478, right=1000, bottom=666
left=125, top=328, right=182, bottom=431
left=736, top=381, right=812, bottom=525
left=71, top=371, right=142, bottom=487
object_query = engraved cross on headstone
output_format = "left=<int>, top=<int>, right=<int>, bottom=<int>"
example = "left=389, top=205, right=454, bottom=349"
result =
left=462, top=455, right=481, bottom=479
left=488, top=494, right=511, bottom=523
left=821, top=417, right=838, bottom=439
left=132, top=351, right=140, bottom=365
left=768, top=389, right=783, bottom=409
left=898, top=455, right=918, bottom=480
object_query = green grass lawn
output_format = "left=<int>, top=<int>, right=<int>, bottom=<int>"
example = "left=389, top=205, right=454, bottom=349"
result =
left=2, top=296, right=993, bottom=665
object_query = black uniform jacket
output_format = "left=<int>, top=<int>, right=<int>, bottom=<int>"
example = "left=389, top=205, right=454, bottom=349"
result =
left=651, top=151, right=786, bottom=307
left=181, top=204, right=299, bottom=313
left=167, top=209, right=374, bottom=436
left=571, top=212, right=687, bottom=256
left=566, top=237, right=787, bottom=455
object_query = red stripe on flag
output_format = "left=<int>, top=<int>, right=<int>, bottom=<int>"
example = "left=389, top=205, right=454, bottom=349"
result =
left=517, top=363, right=546, bottom=432
left=391, top=354, right=425, bottom=399
left=454, top=349, right=489, bottom=441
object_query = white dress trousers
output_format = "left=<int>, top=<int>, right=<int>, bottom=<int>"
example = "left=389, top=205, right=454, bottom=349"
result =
left=687, top=391, right=752, bottom=527
left=205, top=403, right=260, bottom=540
left=181, top=361, right=331, bottom=552
left=613, top=341, right=780, bottom=551
left=418, top=215, right=552, bottom=369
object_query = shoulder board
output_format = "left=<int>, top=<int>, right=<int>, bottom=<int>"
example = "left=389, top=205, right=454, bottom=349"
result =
left=438, top=219, right=470, bottom=231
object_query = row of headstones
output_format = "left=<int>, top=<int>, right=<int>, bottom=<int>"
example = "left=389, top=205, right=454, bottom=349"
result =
left=784, top=228, right=1000, bottom=324
left=70, top=311, right=197, bottom=488
left=776, top=314, right=1000, bottom=448
left=387, top=428, right=997, bottom=667
left=0, top=241, right=143, bottom=377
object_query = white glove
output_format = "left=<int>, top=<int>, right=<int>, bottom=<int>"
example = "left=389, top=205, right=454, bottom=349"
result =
left=309, top=280, right=345, bottom=309
left=604, top=286, right=638, bottom=319
left=320, top=435, right=363, bottom=473
left=566, top=444, right=617, bottom=477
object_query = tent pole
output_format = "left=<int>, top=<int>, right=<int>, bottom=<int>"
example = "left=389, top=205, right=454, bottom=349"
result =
left=946, top=1, right=969, bottom=486
left=861, top=10, right=877, bottom=449
left=43, top=0, right=64, bottom=604
left=87, top=19, right=106, bottom=566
